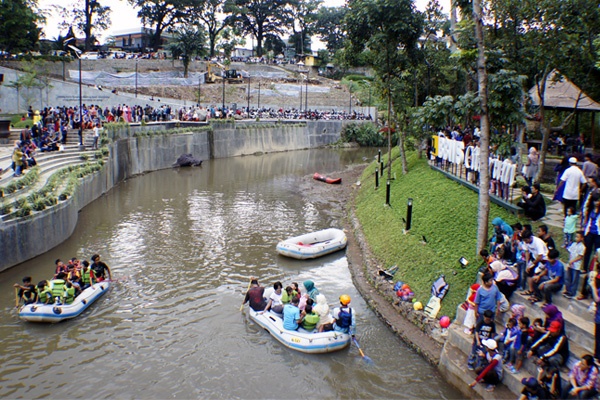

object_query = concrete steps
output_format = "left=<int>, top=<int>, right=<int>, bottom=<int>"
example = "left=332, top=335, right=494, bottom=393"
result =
left=442, top=282, right=596, bottom=399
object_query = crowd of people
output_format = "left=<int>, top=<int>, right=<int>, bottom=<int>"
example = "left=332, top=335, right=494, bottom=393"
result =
left=241, top=278, right=356, bottom=336
left=461, top=206, right=600, bottom=396
left=13, top=254, right=111, bottom=306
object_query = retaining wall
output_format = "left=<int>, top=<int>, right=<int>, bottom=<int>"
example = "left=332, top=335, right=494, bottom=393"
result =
left=0, top=120, right=360, bottom=271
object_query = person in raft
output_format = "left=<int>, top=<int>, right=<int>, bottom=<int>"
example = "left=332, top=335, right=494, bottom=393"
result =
left=263, top=281, right=284, bottom=314
left=242, top=278, right=267, bottom=312
left=283, top=296, right=304, bottom=330
left=468, top=338, right=503, bottom=393
left=90, top=254, right=112, bottom=281
left=332, top=294, right=356, bottom=337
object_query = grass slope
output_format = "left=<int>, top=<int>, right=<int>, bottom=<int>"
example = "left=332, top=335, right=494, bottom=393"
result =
left=354, top=150, right=522, bottom=318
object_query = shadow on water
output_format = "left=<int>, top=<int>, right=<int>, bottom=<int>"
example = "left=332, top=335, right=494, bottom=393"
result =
left=0, top=148, right=461, bottom=399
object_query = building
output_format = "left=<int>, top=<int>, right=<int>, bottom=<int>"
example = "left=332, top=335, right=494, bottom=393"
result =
left=111, top=28, right=173, bottom=52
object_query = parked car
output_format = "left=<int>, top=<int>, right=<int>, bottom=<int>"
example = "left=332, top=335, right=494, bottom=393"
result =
left=80, top=52, right=99, bottom=60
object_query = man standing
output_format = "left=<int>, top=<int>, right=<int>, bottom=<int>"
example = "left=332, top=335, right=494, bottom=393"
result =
left=560, top=157, right=587, bottom=216
left=92, top=123, right=102, bottom=150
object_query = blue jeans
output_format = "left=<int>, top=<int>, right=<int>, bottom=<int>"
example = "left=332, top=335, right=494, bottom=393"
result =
left=516, top=260, right=527, bottom=290
left=564, top=268, right=581, bottom=296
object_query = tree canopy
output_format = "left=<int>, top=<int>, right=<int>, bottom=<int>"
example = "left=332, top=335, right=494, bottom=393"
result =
left=0, top=0, right=42, bottom=54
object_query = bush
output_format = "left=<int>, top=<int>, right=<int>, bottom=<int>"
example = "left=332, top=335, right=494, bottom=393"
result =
left=0, top=201, right=12, bottom=215
left=32, top=198, right=46, bottom=211
left=341, top=123, right=391, bottom=147
left=15, top=202, right=31, bottom=217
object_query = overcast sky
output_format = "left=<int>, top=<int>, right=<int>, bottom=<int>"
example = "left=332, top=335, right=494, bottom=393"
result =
left=38, top=0, right=449, bottom=49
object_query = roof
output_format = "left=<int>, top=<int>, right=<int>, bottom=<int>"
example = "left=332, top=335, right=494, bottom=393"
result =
left=529, top=70, right=600, bottom=112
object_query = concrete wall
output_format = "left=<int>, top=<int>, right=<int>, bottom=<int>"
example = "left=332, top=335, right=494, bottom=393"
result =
left=0, top=120, right=364, bottom=271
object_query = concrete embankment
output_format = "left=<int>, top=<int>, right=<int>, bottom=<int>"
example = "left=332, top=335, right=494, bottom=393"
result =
left=0, top=120, right=351, bottom=272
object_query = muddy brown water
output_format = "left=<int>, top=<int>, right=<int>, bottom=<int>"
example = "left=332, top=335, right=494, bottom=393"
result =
left=0, top=148, right=461, bottom=399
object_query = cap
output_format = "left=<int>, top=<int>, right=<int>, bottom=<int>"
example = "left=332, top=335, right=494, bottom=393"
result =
left=521, top=377, right=538, bottom=389
left=481, top=338, right=498, bottom=350
left=548, top=320, right=562, bottom=333
left=569, top=157, right=578, bottom=163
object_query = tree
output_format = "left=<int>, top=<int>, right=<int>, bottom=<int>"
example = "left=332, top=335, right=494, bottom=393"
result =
left=224, top=0, right=294, bottom=57
left=289, top=0, right=321, bottom=55
left=345, top=0, right=423, bottom=176
left=128, top=0, right=188, bottom=52
left=0, top=0, right=41, bottom=54
left=217, top=27, right=245, bottom=61
left=56, top=1, right=111, bottom=51
left=196, top=0, right=228, bottom=57
left=315, top=6, right=346, bottom=54
left=6, top=64, right=43, bottom=112
left=168, top=23, right=207, bottom=77
left=472, top=0, right=491, bottom=253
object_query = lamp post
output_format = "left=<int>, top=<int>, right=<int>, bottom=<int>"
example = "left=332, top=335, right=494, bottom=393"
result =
left=247, top=74, right=250, bottom=116
left=305, top=69, right=308, bottom=114
left=135, top=59, right=138, bottom=98
left=222, top=71, right=225, bottom=113
left=67, top=43, right=83, bottom=147
left=258, top=81, right=261, bottom=109
left=297, top=60, right=304, bottom=112
left=406, top=198, right=413, bottom=231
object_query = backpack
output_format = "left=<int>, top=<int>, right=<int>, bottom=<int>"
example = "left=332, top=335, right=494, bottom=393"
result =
left=337, top=307, right=352, bottom=328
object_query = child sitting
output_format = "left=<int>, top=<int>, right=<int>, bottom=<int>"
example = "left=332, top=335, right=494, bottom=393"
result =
left=495, top=317, right=520, bottom=373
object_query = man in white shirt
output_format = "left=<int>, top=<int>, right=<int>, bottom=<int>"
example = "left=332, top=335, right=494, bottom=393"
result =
left=92, top=123, right=102, bottom=150
left=560, top=157, right=586, bottom=216
left=521, top=230, right=549, bottom=295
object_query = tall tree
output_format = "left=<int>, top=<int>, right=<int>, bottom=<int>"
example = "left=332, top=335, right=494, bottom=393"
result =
left=128, top=0, right=187, bottom=52
left=289, top=0, right=321, bottom=55
left=196, top=0, right=228, bottom=57
left=472, top=0, right=491, bottom=253
left=168, top=23, right=206, bottom=77
left=0, top=0, right=42, bottom=54
left=315, top=6, right=346, bottom=54
left=345, top=0, right=423, bottom=177
left=224, top=0, right=294, bottom=57
left=56, top=0, right=111, bottom=51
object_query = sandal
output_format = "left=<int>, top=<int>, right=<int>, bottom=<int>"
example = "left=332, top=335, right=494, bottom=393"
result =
left=529, top=297, right=541, bottom=303
left=521, top=290, right=533, bottom=296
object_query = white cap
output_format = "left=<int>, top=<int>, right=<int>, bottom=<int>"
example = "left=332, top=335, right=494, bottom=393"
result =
left=569, top=157, right=578, bottom=164
left=482, top=338, right=498, bottom=350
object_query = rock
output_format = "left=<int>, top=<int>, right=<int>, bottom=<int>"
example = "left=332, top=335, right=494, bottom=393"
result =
left=173, top=153, right=203, bottom=167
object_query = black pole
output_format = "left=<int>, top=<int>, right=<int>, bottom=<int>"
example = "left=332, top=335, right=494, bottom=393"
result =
left=378, top=149, right=381, bottom=163
left=299, top=80, right=303, bottom=111
left=406, top=198, right=413, bottom=231
left=258, top=82, right=261, bottom=109
left=247, top=75, right=250, bottom=116
left=198, top=78, right=201, bottom=105
left=375, top=168, right=379, bottom=188
left=386, top=180, right=391, bottom=205
left=380, top=161, right=384, bottom=176
left=78, top=56, right=83, bottom=146
left=368, top=85, right=372, bottom=118
left=349, top=85, right=352, bottom=113
left=135, top=60, right=138, bottom=98
left=305, top=70, right=308, bottom=115
left=222, top=75, right=225, bottom=112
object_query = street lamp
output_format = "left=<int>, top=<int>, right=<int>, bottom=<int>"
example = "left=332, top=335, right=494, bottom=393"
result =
left=258, top=81, right=261, bottom=109
left=67, top=43, right=83, bottom=146
left=222, top=70, right=225, bottom=113
left=247, top=74, right=250, bottom=116
left=305, top=69, right=308, bottom=114
left=135, top=59, right=138, bottom=98
left=297, top=61, right=304, bottom=113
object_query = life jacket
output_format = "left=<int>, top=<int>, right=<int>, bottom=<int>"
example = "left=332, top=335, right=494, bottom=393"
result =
left=337, top=307, right=352, bottom=329
left=37, top=286, right=51, bottom=303
left=50, top=279, right=65, bottom=299
left=81, top=268, right=92, bottom=285
left=302, top=312, right=320, bottom=331
left=63, top=286, right=76, bottom=304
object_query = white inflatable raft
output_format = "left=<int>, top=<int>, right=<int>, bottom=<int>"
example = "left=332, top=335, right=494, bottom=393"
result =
left=19, top=281, right=111, bottom=323
left=249, top=308, right=351, bottom=354
left=276, top=228, right=347, bottom=260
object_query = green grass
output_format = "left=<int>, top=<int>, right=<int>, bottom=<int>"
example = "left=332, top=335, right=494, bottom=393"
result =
left=354, top=150, right=525, bottom=319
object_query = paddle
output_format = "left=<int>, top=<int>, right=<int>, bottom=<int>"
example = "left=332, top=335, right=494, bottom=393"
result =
left=240, top=278, right=252, bottom=312
left=14, top=287, right=20, bottom=308
left=352, top=337, right=374, bottom=364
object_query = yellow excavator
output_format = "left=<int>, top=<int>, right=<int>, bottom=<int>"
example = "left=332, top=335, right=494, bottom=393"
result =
left=205, top=61, right=245, bottom=84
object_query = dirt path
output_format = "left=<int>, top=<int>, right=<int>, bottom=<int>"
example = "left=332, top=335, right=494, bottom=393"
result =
left=304, top=162, right=443, bottom=365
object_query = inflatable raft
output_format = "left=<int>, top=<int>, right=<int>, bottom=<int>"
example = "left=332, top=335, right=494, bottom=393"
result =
left=313, top=173, right=342, bottom=184
left=276, top=228, right=347, bottom=260
left=19, top=281, right=110, bottom=323
left=249, top=309, right=351, bottom=354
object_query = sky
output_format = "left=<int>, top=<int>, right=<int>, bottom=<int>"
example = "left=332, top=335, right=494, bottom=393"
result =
left=38, top=0, right=449, bottom=49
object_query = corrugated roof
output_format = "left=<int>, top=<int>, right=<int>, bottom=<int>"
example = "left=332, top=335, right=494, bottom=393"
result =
left=529, top=70, right=600, bottom=112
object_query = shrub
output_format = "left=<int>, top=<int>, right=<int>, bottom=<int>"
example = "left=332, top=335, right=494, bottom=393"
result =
left=15, top=202, right=32, bottom=218
left=32, top=198, right=46, bottom=211
left=0, top=201, right=12, bottom=215
left=341, top=123, right=391, bottom=147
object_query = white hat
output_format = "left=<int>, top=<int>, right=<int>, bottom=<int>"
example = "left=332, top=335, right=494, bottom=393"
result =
left=482, top=338, right=498, bottom=350
left=569, top=157, right=578, bottom=164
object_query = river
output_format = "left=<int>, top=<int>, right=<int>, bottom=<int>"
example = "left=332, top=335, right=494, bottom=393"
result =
left=0, top=148, right=461, bottom=399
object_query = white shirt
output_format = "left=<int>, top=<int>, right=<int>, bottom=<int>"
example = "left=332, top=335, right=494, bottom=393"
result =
left=561, top=165, right=586, bottom=200
left=567, top=241, right=586, bottom=271
left=527, top=236, right=548, bottom=261
left=93, top=126, right=101, bottom=138
left=269, top=290, right=283, bottom=307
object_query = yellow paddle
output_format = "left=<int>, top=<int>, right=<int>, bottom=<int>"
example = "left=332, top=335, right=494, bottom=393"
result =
left=14, top=287, right=20, bottom=308
left=240, top=278, right=253, bottom=312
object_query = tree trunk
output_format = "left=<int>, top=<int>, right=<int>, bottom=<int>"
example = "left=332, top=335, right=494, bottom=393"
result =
left=473, top=0, right=491, bottom=253
left=85, top=0, right=93, bottom=51
left=535, top=69, right=550, bottom=184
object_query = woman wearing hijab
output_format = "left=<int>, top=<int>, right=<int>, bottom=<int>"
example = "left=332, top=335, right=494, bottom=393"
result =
left=524, top=147, right=539, bottom=187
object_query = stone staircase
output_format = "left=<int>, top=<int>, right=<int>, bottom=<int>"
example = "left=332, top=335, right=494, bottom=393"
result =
left=0, top=129, right=104, bottom=218
left=440, top=284, right=596, bottom=399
